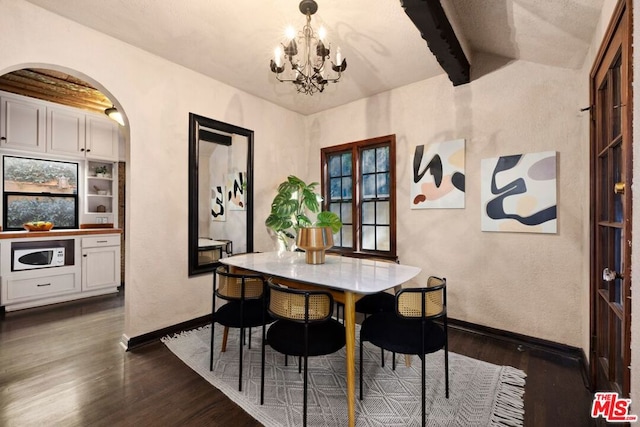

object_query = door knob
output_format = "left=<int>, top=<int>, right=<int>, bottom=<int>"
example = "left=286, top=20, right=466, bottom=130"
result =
left=614, top=182, right=625, bottom=195
left=603, top=267, right=622, bottom=282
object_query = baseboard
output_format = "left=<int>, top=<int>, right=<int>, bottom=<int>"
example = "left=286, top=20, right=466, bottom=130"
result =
left=448, top=318, right=592, bottom=390
left=124, top=314, right=210, bottom=351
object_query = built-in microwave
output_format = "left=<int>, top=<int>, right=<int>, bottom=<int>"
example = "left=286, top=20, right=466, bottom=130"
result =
left=13, top=247, right=66, bottom=271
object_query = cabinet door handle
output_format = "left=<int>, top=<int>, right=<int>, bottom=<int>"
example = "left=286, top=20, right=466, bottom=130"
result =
left=83, top=254, right=87, bottom=257
left=37, top=283, right=51, bottom=287
left=0, top=136, right=6, bottom=140
left=80, top=148, right=85, bottom=151
left=96, top=240, right=108, bottom=243
left=86, top=149, right=91, bottom=152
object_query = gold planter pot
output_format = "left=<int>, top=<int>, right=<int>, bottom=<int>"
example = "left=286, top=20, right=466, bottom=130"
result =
left=296, top=226, right=334, bottom=264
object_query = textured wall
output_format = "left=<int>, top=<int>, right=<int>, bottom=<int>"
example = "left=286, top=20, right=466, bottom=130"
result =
left=304, top=55, right=590, bottom=348
left=0, top=0, right=306, bottom=339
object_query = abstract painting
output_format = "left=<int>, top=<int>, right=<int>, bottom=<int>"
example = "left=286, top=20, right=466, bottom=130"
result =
left=481, top=151, right=557, bottom=233
left=211, top=185, right=225, bottom=222
left=227, top=172, right=246, bottom=211
left=411, top=139, right=465, bottom=209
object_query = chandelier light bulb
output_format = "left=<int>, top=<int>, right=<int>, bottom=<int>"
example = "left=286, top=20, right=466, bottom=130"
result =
left=274, top=46, right=283, bottom=67
left=336, top=47, right=342, bottom=65
left=286, top=26, right=296, bottom=40
left=318, top=26, right=326, bottom=41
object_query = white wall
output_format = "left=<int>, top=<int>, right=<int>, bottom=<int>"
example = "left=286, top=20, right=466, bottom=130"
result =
left=305, top=55, right=590, bottom=348
left=0, top=0, right=305, bottom=338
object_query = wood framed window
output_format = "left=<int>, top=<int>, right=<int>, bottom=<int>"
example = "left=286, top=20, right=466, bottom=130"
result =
left=321, top=135, right=396, bottom=259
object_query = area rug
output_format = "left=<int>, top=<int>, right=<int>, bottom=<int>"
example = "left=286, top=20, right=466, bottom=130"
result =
left=162, top=325, right=525, bottom=426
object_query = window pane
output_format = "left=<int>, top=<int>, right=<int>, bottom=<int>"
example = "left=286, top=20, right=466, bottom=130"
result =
left=362, top=201, right=375, bottom=224
left=341, top=177, right=352, bottom=198
left=362, top=225, right=375, bottom=250
left=363, top=174, right=376, bottom=199
left=376, top=201, right=389, bottom=225
left=342, top=225, right=353, bottom=248
left=377, top=172, right=389, bottom=197
left=6, top=195, right=77, bottom=228
left=376, top=146, right=389, bottom=172
left=4, top=156, right=78, bottom=195
left=341, top=153, right=352, bottom=175
left=329, top=156, right=341, bottom=177
left=377, top=226, right=390, bottom=251
left=340, top=202, right=352, bottom=223
left=362, top=149, right=375, bottom=174
left=330, top=177, right=342, bottom=200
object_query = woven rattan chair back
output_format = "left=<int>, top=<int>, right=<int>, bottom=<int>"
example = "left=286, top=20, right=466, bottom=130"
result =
left=396, top=276, right=446, bottom=319
left=267, top=280, right=333, bottom=323
left=215, top=266, right=265, bottom=301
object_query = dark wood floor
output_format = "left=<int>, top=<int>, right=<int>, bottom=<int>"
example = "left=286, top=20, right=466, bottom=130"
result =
left=0, top=291, right=594, bottom=426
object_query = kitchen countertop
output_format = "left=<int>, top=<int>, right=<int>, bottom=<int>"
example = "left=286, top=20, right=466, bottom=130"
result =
left=0, top=228, right=122, bottom=239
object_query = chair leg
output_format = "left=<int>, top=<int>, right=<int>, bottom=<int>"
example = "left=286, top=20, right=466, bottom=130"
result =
left=260, top=323, right=266, bottom=405
left=299, top=356, right=302, bottom=373
left=221, top=326, right=229, bottom=352
left=209, top=322, right=215, bottom=371
left=303, top=355, right=309, bottom=427
left=238, top=326, right=244, bottom=392
left=381, top=347, right=385, bottom=368
left=248, top=327, right=252, bottom=349
left=422, top=354, right=426, bottom=427
left=359, top=336, right=364, bottom=401
left=445, top=345, right=450, bottom=399
left=392, top=352, right=396, bottom=371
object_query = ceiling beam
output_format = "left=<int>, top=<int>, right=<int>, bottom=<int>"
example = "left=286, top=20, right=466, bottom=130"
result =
left=400, top=0, right=470, bottom=86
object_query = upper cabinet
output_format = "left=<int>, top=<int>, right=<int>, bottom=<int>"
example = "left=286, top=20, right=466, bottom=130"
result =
left=0, top=92, right=46, bottom=152
left=0, top=91, right=118, bottom=161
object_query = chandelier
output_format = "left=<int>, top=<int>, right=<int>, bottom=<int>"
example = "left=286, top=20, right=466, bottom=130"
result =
left=270, top=0, right=347, bottom=95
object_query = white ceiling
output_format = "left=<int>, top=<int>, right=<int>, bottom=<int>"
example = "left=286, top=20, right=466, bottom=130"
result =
left=23, top=0, right=605, bottom=116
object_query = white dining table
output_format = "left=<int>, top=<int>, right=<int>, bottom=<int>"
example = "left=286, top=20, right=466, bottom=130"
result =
left=220, top=251, right=421, bottom=427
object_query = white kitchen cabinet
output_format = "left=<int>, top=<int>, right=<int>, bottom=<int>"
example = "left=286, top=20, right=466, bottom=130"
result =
left=0, top=90, right=118, bottom=161
left=81, top=235, right=120, bottom=291
left=0, top=92, right=46, bottom=152
left=85, top=115, right=118, bottom=161
left=47, top=106, right=86, bottom=157
left=0, top=233, right=121, bottom=312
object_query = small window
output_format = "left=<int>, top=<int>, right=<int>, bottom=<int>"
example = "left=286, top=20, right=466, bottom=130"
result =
left=3, top=156, right=79, bottom=230
left=321, top=135, right=396, bottom=258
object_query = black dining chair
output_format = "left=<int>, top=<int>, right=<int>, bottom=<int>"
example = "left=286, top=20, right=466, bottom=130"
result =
left=210, top=265, right=272, bottom=392
left=260, top=279, right=346, bottom=427
left=359, top=276, right=449, bottom=426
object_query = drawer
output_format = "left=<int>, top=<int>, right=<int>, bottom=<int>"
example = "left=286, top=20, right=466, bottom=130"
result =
left=6, top=272, right=78, bottom=301
left=82, top=235, right=120, bottom=248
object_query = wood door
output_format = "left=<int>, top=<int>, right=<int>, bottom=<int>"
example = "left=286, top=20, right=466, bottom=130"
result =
left=590, top=0, right=632, bottom=397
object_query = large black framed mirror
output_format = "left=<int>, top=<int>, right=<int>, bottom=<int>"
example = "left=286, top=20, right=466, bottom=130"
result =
left=188, top=113, right=254, bottom=276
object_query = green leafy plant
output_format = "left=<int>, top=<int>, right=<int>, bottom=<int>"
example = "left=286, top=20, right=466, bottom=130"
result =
left=265, top=175, right=342, bottom=250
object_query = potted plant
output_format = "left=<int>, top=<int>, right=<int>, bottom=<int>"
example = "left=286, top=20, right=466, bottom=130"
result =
left=265, top=175, right=342, bottom=262
left=95, top=165, right=109, bottom=178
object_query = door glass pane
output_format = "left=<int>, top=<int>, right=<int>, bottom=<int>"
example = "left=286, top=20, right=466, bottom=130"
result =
left=611, top=55, right=622, bottom=138
left=340, top=202, right=352, bottom=224
left=330, top=177, right=341, bottom=200
left=613, top=227, right=622, bottom=304
left=598, top=298, right=609, bottom=361
left=328, top=156, right=341, bottom=177
left=614, top=316, right=623, bottom=386
left=599, top=156, right=609, bottom=222
left=598, top=83, right=609, bottom=151
left=613, top=144, right=623, bottom=223
left=598, top=226, right=609, bottom=292
left=342, top=153, right=352, bottom=175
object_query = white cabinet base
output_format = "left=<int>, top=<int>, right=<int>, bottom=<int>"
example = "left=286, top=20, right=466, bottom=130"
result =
left=3, top=287, right=118, bottom=312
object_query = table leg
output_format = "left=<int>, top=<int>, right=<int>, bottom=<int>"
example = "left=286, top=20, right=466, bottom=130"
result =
left=344, top=291, right=356, bottom=427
